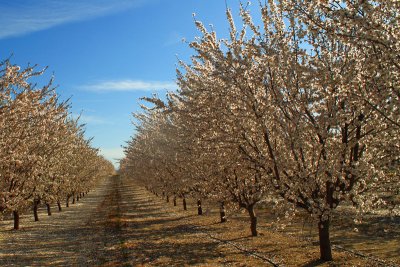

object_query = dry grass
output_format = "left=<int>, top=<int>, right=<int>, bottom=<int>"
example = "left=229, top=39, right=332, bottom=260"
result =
left=0, top=175, right=398, bottom=266
left=152, top=199, right=399, bottom=267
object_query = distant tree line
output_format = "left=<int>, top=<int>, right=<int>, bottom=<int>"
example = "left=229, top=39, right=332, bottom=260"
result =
left=0, top=60, right=115, bottom=229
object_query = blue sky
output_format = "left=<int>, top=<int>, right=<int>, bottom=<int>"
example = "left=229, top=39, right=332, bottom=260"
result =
left=0, top=0, right=242, bottom=168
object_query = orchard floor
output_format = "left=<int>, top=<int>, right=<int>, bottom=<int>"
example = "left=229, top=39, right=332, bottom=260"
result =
left=0, top=175, right=398, bottom=266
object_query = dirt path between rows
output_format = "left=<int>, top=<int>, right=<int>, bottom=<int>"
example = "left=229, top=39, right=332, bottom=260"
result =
left=3, top=175, right=397, bottom=266
left=0, top=176, right=125, bottom=266
left=0, top=176, right=270, bottom=266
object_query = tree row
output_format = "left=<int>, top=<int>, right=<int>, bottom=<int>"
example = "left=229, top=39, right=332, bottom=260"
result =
left=120, top=0, right=399, bottom=262
left=0, top=60, right=115, bottom=229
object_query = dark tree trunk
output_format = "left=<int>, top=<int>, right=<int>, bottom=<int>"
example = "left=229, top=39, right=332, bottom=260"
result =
left=33, top=201, right=39, bottom=222
left=66, top=196, right=70, bottom=207
left=13, top=210, right=20, bottom=230
left=173, top=197, right=177, bottom=206
left=197, top=199, right=203, bottom=215
left=72, top=196, right=75, bottom=204
left=57, top=201, right=62, bottom=212
left=247, top=204, right=257, bottom=236
left=166, top=195, right=169, bottom=202
left=76, top=195, right=80, bottom=202
left=318, top=219, right=333, bottom=261
left=46, top=203, right=52, bottom=216
left=183, top=197, right=187, bottom=211
left=220, top=202, right=227, bottom=223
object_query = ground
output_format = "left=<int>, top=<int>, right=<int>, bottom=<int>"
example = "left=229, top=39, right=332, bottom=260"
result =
left=0, top=175, right=399, bottom=266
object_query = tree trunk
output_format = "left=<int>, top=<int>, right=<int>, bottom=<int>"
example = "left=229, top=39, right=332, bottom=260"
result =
left=76, top=195, right=80, bottom=202
left=66, top=196, right=70, bottom=207
left=166, top=195, right=169, bottom=202
left=173, top=197, right=177, bottom=206
left=247, top=204, right=257, bottom=236
left=13, top=210, right=20, bottom=230
left=72, top=196, right=75, bottom=204
left=33, top=201, right=39, bottom=222
left=57, top=201, right=62, bottom=212
left=220, top=202, right=227, bottom=223
left=46, top=203, right=52, bottom=216
left=197, top=199, right=203, bottom=215
left=318, top=219, right=333, bottom=261
left=183, top=197, right=187, bottom=211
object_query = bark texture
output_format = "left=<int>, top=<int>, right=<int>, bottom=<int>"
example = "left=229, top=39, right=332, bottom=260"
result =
left=318, top=219, right=333, bottom=261
left=33, top=201, right=39, bottom=222
left=220, top=202, right=227, bottom=223
left=46, top=203, right=52, bottom=216
left=197, top=199, right=203, bottom=215
left=247, top=204, right=257, bottom=236
left=13, top=210, right=20, bottom=230
left=183, top=198, right=187, bottom=211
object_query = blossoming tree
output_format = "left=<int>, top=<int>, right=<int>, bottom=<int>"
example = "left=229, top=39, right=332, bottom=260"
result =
left=0, top=60, right=115, bottom=229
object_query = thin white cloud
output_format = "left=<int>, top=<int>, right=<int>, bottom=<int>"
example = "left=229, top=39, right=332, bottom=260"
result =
left=81, top=79, right=178, bottom=92
left=99, top=147, right=124, bottom=167
left=164, top=31, right=185, bottom=47
left=0, top=0, right=146, bottom=39
left=71, top=113, right=110, bottom=125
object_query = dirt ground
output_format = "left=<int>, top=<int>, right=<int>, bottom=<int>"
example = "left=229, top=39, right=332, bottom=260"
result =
left=0, top=175, right=398, bottom=266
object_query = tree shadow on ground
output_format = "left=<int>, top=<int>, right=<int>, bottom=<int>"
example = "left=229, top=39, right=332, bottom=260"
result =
left=0, top=176, right=257, bottom=266
left=301, top=259, right=327, bottom=267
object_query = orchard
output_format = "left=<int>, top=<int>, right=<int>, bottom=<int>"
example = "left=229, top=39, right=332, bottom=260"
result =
left=0, top=60, right=115, bottom=229
left=121, top=0, right=399, bottom=262
left=1, top=0, right=398, bottom=265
